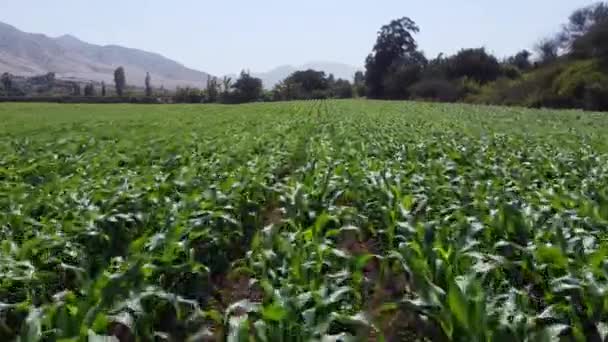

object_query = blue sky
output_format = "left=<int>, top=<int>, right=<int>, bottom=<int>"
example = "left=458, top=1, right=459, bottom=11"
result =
left=0, top=0, right=597, bottom=75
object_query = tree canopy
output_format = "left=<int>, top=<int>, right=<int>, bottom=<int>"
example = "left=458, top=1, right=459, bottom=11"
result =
left=229, top=71, right=263, bottom=103
left=365, top=17, right=421, bottom=98
left=114, top=67, right=126, bottom=97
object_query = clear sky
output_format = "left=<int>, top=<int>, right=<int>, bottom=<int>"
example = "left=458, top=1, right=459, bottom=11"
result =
left=0, top=0, right=597, bottom=75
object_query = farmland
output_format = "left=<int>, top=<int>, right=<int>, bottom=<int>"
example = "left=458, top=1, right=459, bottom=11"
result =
left=1, top=100, right=608, bottom=341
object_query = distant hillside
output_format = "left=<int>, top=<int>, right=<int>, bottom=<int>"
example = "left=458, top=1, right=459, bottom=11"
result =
left=247, top=62, right=362, bottom=89
left=0, top=21, right=212, bottom=88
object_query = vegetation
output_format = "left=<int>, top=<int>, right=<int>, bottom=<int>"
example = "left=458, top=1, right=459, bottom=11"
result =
left=225, top=71, right=263, bottom=104
left=364, top=17, right=421, bottom=99
left=1, top=72, right=12, bottom=95
left=114, top=67, right=126, bottom=97
left=1, top=2, right=607, bottom=111
left=1, top=100, right=608, bottom=341
left=272, top=69, right=353, bottom=100
left=72, top=83, right=81, bottom=96
left=145, top=73, right=152, bottom=97
left=84, top=83, right=96, bottom=97
left=360, top=2, right=608, bottom=111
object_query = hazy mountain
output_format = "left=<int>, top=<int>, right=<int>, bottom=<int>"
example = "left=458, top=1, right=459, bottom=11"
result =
left=0, top=21, right=212, bottom=88
left=248, top=62, right=362, bottom=89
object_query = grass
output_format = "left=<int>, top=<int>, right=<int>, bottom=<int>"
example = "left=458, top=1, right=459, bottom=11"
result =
left=1, top=100, right=607, bottom=341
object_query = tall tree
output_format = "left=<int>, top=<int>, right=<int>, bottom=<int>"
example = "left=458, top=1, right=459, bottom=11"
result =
left=332, top=79, right=354, bottom=99
left=145, top=72, right=152, bottom=97
left=560, top=2, right=608, bottom=51
left=230, top=71, right=263, bottom=103
left=72, top=83, right=81, bottom=96
left=353, top=71, right=366, bottom=97
left=446, top=48, right=501, bottom=84
left=572, top=19, right=608, bottom=63
left=1, top=73, right=11, bottom=95
left=507, top=50, right=532, bottom=70
left=84, top=83, right=95, bottom=96
left=364, top=17, right=420, bottom=98
left=114, top=67, right=126, bottom=96
left=206, top=76, right=219, bottom=102
left=535, top=38, right=560, bottom=64
left=101, top=81, right=106, bottom=97
left=221, top=76, right=232, bottom=95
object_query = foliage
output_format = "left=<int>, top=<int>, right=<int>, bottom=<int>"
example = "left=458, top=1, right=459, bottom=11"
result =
left=145, top=73, right=152, bottom=97
left=332, top=79, right=354, bottom=99
left=382, top=61, right=423, bottom=100
left=552, top=59, right=608, bottom=110
left=1, top=100, right=608, bottom=341
left=227, top=71, right=263, bottom=103
left=446, top=48, right=501, bottom=84
left=84, top=83, right=96, bottom=97
left=173, top=87, right=204, bottom=103
left=274, top=70, right=353, bottom=100
left=571, top=17, right=608, bottom=63
left=101, top=82, right=107, bottom=97
left=365, top=17, right=420, bottom=98
left=560, top=2, right=608, bottom=53
left=114, top=67, right=127, bottom=97
left=72, top=83, right=82, bottom=96
left=472, top=59, right=608, bottom=111
left=286, top=70, right=329, bottom=94
left=535, top=38, right=560, bottom=65
left=409, top=79, right=461, bottom=102
left=2, top=72, right=13, bottom=95
left=206, top=76, right=219, bottom=103
left=353, top=71, right=366, bottom=98
left=506, top=50, right=532, bottom=70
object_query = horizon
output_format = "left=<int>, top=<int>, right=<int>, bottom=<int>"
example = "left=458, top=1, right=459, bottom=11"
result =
left=0, top=0, right=598, bottom=76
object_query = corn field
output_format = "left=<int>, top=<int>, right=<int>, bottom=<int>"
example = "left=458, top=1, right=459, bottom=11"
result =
left=1, top=100, right=608, bottom=341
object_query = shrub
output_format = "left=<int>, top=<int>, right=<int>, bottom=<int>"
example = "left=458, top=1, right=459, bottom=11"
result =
left=409, top=79, right=461, bottom=102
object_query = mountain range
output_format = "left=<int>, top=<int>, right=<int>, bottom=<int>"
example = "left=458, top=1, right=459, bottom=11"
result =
left=0, top=21, right=361, bottom=90
left=0, top=21, right=212, bottom=89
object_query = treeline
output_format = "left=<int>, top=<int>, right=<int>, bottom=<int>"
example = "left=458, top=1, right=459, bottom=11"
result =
left=172, top=70, right=356, bottom=103
left=360, top=2, right=608, bottom=111
left=2, top=2, right=606, bottom=109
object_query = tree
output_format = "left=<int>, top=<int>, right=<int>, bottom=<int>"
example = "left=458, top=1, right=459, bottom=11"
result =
left=560, top=2, right=608, bottom=51
left=221, top=76, right=232, bottom=94
left=332, top=79, right=354, bottom=99
left=364, top=17, right=420, bottom=98
left=101, top=82, right=106, bottom=97
left=566, top=2, right=608, bottom=62
left=507, top=50, right=532, bottom=70
left=206, top=76, right=219, bottom=102
left=274, top=69, right=344, bottom=100
left=84, top=83, right=95, bottom=96
left=382, top=61, right=424, bottom=99
left=446, top=48, right=501, bottom=84
left=72, top=83, right=81, bottom=96
left=535, top=38, right=560, bottom=64
left=174, top=87, right=203, bottom=103
left=145, top=72, right=152, bottom=97
left=421, top=53, right=449, bottom=79
left=353, top=71, right=366, bottom=97
left=1, top=73, right=11, bottom=95
left=114, top=67, right=126, bottom=96
left=229, top=71, right=263, bottom=103
left=409, top=79, right=461, bottom=102
left=287, top=70, right=329, bottom=93
left=379, top=51, right=428, bottom=99
left=572, top=19, right=608, bottom=63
